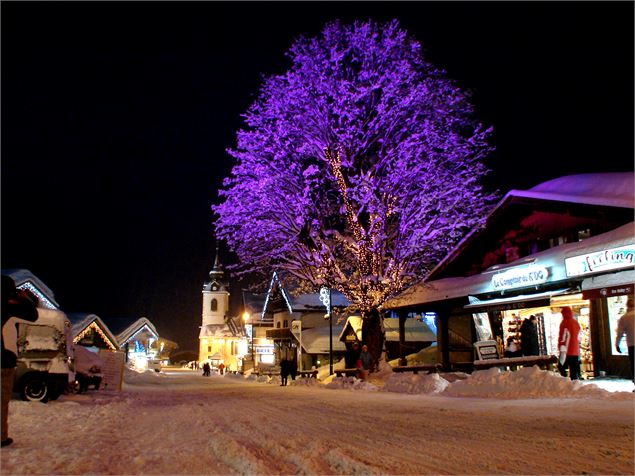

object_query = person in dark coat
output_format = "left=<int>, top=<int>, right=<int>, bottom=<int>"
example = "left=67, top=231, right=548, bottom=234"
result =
left=520, top=316, right=540, bottom=356
left=345, top=342, right=361, bottom=369
left=279, top=359, right=289, bottom=386
left=288, top=359, right=297, bottom=381
left=2, top=275, right=39, bottom=447
left=202, top=362, right=211, bottom=377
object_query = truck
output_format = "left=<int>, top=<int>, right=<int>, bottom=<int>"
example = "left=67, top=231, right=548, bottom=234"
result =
left=13, top=308, right=75, bottom=402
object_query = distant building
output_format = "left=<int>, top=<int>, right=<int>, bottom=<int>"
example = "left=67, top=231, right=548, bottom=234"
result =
left=199, top=245, right=246, bottom=372
left=2, top=268, right=59, bottom=309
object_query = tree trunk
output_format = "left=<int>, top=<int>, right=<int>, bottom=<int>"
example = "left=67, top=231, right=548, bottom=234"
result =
left=361, top=308, right=384, bottom=372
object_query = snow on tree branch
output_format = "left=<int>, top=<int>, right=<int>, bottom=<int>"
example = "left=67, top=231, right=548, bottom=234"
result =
left=213, top=19, right=497, bottom=314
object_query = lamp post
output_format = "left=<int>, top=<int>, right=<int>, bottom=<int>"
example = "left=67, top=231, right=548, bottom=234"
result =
left=320, top=286, right=333, bottom=376
left=243, top=312, right=254, bottom=372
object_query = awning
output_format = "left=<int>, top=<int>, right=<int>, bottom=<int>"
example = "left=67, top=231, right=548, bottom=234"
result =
left=464, top=288, right=572, bottom=312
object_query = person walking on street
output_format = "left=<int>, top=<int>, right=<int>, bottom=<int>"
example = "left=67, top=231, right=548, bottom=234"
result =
left=2, top=275, right=39, bottom=447
left=557, top=306, right=581, bottom=380
left=615, top=295, right=635, bottom=386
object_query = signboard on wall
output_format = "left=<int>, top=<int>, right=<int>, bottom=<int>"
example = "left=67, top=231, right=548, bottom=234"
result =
left=582, top=284, right=634, bottom=300
left=565, top=244, right=635, bottom=277
left=491, top=265, right=549, bottom=290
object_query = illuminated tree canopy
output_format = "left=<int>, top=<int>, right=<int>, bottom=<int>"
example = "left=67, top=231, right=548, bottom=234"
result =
left=214, top=19, right=496, bottom=315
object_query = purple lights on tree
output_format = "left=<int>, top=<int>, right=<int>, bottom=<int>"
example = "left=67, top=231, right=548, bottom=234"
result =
left=214, top=19, right=496, bottom=317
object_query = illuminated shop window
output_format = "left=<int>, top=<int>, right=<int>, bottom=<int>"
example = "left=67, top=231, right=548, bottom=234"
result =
left=609, top=296, right=630, bottom=355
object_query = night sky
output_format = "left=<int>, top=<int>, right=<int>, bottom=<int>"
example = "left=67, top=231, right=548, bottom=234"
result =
left=2, top=2, right=633, bottom=351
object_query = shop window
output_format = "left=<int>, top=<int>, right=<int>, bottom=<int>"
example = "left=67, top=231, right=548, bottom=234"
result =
left=211, top=299, right=218, bottom=312
left=608, top=296, right=630, bottom=355
left=472, top=313, right=493, bottom=341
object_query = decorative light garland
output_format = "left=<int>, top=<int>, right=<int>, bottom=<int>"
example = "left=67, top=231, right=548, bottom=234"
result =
left=73, top=321, right=117, bottom=350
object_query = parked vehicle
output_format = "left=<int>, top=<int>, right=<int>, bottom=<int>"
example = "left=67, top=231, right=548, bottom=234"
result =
left=13, top=308, right=75, bottom=402
left=73, top=345, right=103, bottom=393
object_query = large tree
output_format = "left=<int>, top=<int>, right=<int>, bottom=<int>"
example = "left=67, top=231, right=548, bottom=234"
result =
left=214, top=20, right=496, bottom=357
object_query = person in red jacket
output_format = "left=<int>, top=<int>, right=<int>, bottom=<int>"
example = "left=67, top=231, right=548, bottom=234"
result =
left=557, top=306, right=581, bottom=380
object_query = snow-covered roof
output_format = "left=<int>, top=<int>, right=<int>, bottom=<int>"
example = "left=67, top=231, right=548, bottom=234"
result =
left=386, top=221, right=635, bottom=309
left=383, top=318, right=436, bottom=342
left=67, top=312, right=120, bottom=350
left=115, top=317, right=159, bottom=345
left=297, top=325, right=347, bottom=354
left=1, top=268, right=59, bottom=309
left=429, top=172, right=634, bottom=280
left=522, top=172, right=634, bottom=209
left=336, top=316, right=436, bottom=343
left=199, top=323, right=240, bottom=338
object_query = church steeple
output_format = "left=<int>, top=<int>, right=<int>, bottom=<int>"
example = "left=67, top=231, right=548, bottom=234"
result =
left=209, top=243, right=224, bottom=280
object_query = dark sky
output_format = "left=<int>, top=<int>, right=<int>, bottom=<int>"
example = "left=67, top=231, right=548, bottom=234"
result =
left=2, top=1, right=633, bottom=351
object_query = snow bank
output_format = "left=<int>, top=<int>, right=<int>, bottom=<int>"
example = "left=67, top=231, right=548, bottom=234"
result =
left=325, top=376, right=379, bottom=391
left=383, top=372, right=450, bottom=394
left=441, top=366, right=633, bottom=399
left=123, top=367, right=167, bottom=384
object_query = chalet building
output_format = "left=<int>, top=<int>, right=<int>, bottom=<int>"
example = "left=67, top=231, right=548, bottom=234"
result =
left=106, top=316, right=161, bottom=367
left=199, top=246, right=247, bottom=372
left=384, top=172, right=634, bottom=379
left=261, top=272, right=348, bottom=371
left=68, top=313, right=119, bottom=351
left=2, top=269, right=59, bottom=310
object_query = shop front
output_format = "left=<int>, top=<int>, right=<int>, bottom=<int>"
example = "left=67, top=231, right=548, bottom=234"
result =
left=385, top=223, right=634, bottom=378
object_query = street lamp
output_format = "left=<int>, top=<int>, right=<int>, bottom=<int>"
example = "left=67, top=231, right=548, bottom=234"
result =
left=243, top=311, right=254, bottom=371
left=320, top=287, right=333, bottom=375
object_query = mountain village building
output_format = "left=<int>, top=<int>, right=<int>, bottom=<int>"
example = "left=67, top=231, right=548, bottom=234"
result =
left=385, top=172, right=634, bottom=378
left=198, top=246, right=246, bottom=372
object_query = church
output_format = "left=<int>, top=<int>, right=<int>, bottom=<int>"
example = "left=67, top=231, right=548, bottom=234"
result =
left=198, top=246, right=246, bottom=372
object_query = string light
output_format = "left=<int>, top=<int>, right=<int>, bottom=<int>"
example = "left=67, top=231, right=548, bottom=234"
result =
left=73, top=321, right=118, bottom=350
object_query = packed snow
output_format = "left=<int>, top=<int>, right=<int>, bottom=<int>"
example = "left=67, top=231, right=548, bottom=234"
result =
left=1, top=364, right=633, bottom=475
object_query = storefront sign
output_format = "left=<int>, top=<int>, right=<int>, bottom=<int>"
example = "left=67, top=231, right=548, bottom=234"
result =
left=565, top=244, right=635, bottom=277
left=255, top=345, right=274, bottom=355
left=491, top=266, right=549, bottom=290
left=583, top=284, right=634, bottom=300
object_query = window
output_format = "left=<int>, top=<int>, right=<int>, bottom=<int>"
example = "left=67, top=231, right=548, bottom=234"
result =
left=277, top=322, right=281, bottom=328
left=609, top=295, right=630, bottom=355
left=211, top=299, right=218, bottom=312
left=283, top=320, right=288, bottom=328
left=207, top=346, right=211, bottom=352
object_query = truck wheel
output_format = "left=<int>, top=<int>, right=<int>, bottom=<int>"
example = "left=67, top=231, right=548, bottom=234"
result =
left=21, top=376, right=49, bottom=403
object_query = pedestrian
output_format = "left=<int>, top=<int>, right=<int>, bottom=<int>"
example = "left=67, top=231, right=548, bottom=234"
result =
left=218, top=362, right=225, bottom=375
left=280, top=358, right=289, bottom=386
left=2, top=275, right=39, bottom=447
left=520, top=315, right=540, bottom=356
left=557, top=306, right=581, bottom=380
left=202, top=362, right=210, bottom=377
left=615, top=295, right=634, bottom=386
left=504, top=336, right=522, bottom=357
left=345, top=341, right=361, bottom=369
left=289, top=359, right=297, bottom=382
left=358, top=344, right=373, bottom=380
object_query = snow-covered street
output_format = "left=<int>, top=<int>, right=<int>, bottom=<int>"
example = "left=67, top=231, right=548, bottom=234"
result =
left=1, top=367, right=633, bottom=475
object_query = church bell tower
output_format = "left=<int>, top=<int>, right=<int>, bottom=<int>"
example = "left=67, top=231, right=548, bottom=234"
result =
left=201, top=243, right=229, bottom=327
